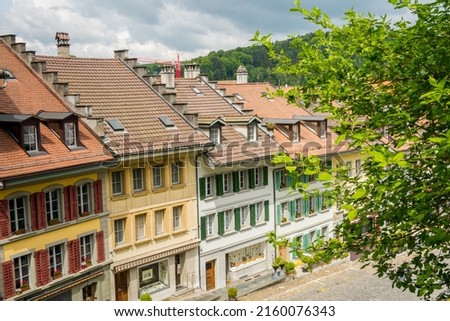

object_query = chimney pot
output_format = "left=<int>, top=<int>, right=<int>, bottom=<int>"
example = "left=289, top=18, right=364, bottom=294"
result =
left=55, top=32, right=71, bottom=57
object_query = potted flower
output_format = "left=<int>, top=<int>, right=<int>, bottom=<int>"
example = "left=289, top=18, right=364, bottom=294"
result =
left=49, top=218, right=61, bottom=226
left=81, top=257, right=92, bottom=268
left=140, top=292, right=152, bottom=301
left=20, top=280, right=30, bottom=291
left=53, top=269, right=62, bottom=279
left=227, top=287, right=238, bottom=301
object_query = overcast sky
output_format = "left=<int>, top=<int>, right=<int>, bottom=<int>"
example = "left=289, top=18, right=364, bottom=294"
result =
left=0, top=0, right=419, bottom=61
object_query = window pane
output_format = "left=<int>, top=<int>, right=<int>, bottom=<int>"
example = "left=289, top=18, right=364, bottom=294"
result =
left=112, top=171, right=123, bottom=195
left=114, top=219, right=125, bottom=245
left=46, top=189, right=61, bottom=222
left=133, top=168, right=144, bottom=192
left=153, top=167, right=162, bottom=188
left=155, top=210, right=164, bottom=235
left=23, top=125, right=38, bottom=151
left=80, top=235, right=93, bottom=266
left=9, top=196, right=27, bottom=233
left=14, top=255, right=30, bottom=289
left=171, top=163, right=180, bottom=184
left=64, top=122, right=77, bottom=147
left=78, top=183, right=91, bottom=214
left=172, top=206, right=182, bottom=230
left=136, top=214, right=146, bottom=240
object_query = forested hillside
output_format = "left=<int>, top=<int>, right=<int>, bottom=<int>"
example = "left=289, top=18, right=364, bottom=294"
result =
left=145, top=33, right=314, bottom=85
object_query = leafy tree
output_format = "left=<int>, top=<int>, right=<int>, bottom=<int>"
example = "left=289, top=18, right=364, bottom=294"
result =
left=253, top=0, right=450, bottom=299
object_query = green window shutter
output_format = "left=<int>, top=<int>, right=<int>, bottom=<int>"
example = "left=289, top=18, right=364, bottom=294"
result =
left=248, top=169, right=255, bottom=189
left=303, top=234, right=310, bottom=251
left=215, top=174, right=224, bottom=197
left=232, top=172, right=240, bottom=193
left=249, top=204, right=256, bottom=226
left=199, top=177, right=206, bottom=200
left=300, top=174, right=308, bottom=183
left=303, top=198, right=310, bottom=217
left=287, top=175, right=294, bottom=188
left=289, top=200, right=296, bottom=221
left=234, top=208, right=241, bottom=231
left=218, top=211, right=225, bottom=236
left=275, top=170, right=281, bottom=191
left=276, top=203, right=281, bottom=225
left=318, top=194, right=323, bottom=212
left=263, top=166, right=269, bottom=186
left=264, top=200, right=270, bottom=222
left=200, top=216, right=207, bottom=240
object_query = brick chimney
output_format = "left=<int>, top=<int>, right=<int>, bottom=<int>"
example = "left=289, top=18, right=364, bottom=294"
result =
left=55, top=32, right=71, bottom=57
left=184, top=63, right=200, bottom=79
left=236, top=65, right=248, bottom=84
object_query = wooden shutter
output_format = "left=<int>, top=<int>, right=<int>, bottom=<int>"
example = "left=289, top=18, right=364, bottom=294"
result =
left=263, top=166, right=269, bottom=186
left=30, top=192, right=47, bottom=231
left=274, top=170, right=281, bottom=190
left=276, top=204, right=281, bottom=225
left=303, top=198, right=310, bottom=217
left=96, top=231, right=105, bottom=263
left=217, top=211, right=224, bottom=236
left=303, top=234, right=310, bottom=251
left=264, top=200, right=270, bottom=222
left=289, top=200, right=296, bottom=221
left=215, top=174, right=223, bottom=197
left=0, top=199, right=11, bottom=239
left=200, top=216, right=207, bottom=240
left=2, top=261, right=15, bottom=299
left=64, top=185, right=78, bottom=222
left=249, top=204, right=256, bottom=226
left=234, top=208, right=240, bottom=231
left=248, top=169, right=255, bottom=189
left=35, top=249, right=50, bottom=287
left=68, top=239, right=81, bottom=274
left=93, top=180, right=103, bottom=214
left=232, top=172, right=240, bottom=193
left=199, top=177, right=206, bottom=200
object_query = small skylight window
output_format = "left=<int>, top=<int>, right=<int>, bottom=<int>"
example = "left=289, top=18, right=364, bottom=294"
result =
left=158, top=115, right=175, bottom=127
left=235, top=94, right=244, bottom=101
left=107, top=119, right=125, bottom=131
left=192, top=87, right=202, bottom=95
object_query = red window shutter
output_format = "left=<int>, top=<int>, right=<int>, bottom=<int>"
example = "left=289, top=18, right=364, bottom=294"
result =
left=63, top=186, right=72, bottom=222
left=93, top=179, right=103, bottom=214
left=31, top=193, right=47, bottom=231
left=96, top=230, right=105, bottom=263
left=2, top=261, right=15, bottom=299
left=0, top=199, right=11, bottom=239
left=70, top=186, right=78, bottom=220
left=35, top=249, right=50, bottom=287
left=68, top=239, right=81, bottom=274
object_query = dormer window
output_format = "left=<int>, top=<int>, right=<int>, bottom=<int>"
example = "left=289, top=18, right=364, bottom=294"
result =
left=23, top=125, right=38, bottom=152
left=292, top=124, right=299, bottom=142
left=64, top=122, right=77, bottom=147
left=319, top=121, right=327, bottom=138
left=248, top=124, right=257, bottom=142
left=210, top=127, right=221, bottom=144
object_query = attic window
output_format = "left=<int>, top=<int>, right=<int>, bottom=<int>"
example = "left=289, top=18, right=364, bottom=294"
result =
left=107, top=119, right=125, bottom=131
left=235, top=94, right=244, bottom=101
left=192, top=87, right=202, bottom=95
left=0, top=68, right=15, bottom=79
left=158, top=115, right=175, bottom=127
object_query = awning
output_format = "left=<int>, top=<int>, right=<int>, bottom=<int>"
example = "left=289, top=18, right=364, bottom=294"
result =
left=112, top=240, right=200, bottom=273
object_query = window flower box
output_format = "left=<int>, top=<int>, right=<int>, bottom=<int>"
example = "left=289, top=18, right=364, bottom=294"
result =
left=79, top=211, right=90, bottom=217
left=49, top=219, right=61, bottom=226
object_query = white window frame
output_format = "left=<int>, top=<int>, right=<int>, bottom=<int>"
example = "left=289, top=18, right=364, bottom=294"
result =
left=210, top=127, right=221, bottom=144
left=80, top=234, right=93, bottom=265
left=14, top=254, right=30, bottom=290
left=172, top=205, right=182, bottom=230
left=77, top=182, right=92, bottom=215
left=281, top=202, right=289, bottom=221
left=132, top=168, right=144, bottom=192
left=239, top=170, right=247, bottom=190
left=171, top=163, right=181, bottom=185
left=240, top=206, right=248, bottom=227
left=206, top=214, right=215, bottom=236
left=23, top=125, right=38, bottom=152
left=152, top=166, right=163, bottom=188
left=9, top=195, right=28, bottom=233
left=45, top=188, right=62, bottom=223
left=64, top=122, right=77, bottom=147
left=255, top=202, right=263, bottom=222
left=112, top=171, right=124, bottom=195
left=49, top=243, right=64, bottom=278
left=223, top=173, right=231, bottom=193
left=292, top=124, right=299, bottom=142
left=205, top=176, right=214, bottom=197
left=248, top=125, right=257, bottom=141
left=155, top=210, right=165, bottom=235
left=224, top=209, right=233, bottom=231
left=114, top=218, right=126, bottom=245
left=355, top=159, right=361, bottom=176
left=135, top=214, right=146, bottom=241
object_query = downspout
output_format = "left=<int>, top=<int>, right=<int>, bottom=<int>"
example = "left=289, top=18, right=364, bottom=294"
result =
left=195, top=151, right=202, bottom=290
left=272, top=166, right=278, bottom=259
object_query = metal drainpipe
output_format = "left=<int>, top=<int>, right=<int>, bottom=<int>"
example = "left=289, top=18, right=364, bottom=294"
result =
left=272, top=164, right=278, bottom=259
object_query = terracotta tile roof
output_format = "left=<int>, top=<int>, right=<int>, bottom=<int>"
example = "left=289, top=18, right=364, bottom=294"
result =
left=0, top=39, right=112, bottom=180
left=217, top=81, right=354, bottom=158
left=36, top=56, right=212, bottom=156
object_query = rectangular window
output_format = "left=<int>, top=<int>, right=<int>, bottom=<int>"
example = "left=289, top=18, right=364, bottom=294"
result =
left=296, top=198, right=303, bottom=218
left=14, top=255, right=30, bottom=290
left=254, top=168, right=263, bottom=187
left=155, top=210, right=165, bottom=235
left=171, top=163, right=181, bottom=185
left=138, top=260, right=169, bottom=293
left=80, top=234, right=93, bottom=267
left=255, top=202, right=263, bottom=222
left=132, top=168, right=144, bottom=192
left=172, top=206, right=182, bottom=230
left=281, top=202, right=289, bottom=222
left=206, top=214, right=215, bottom=236
left=9, top=196, right=27, bottom=233
left=346, top=161, right=353, bottom=177
left=319, top=121, right=326, bottom=138
left=240, top=206, right=248, bottom=227
left=135, top=214, right=146, bottom=240
left=248, top=125, right=257, bottom=141
left=223, top=173, right=231, bottom=193
left=205, top=176, right=214, bottom=197
left=152, top=166, right=163, bottom=188
left=112, top=171, right=123, bottom=195
left=114, top=219, right=126, bottom=245
left=239, top=170, right=247, bottom=190
left=210, top=128, right=220, bottom=144
left=49, top=244, right=64, bottom=278
left=46, top=189, right=61, bottom=223
left=355, top=159, right=361, bottom=176
left=23, top=125, right=38, bottom=152
left=77, top=183, right=91, bottom=214
left=292, top=124, right=299, bottom=142
left=224, top=209, right=233, bottom=231
left=64, top=122, right=77, bottom=147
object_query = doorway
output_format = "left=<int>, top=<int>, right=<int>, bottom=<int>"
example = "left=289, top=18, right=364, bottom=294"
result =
left=175, top=254, right=184, bottom=289
left=115, top=271, right=128, bottom=301
left=205, top=260, right=216, bottom=290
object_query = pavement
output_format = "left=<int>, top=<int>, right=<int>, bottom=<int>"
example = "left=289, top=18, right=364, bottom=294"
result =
left=165, top=255, right=420, bottom=301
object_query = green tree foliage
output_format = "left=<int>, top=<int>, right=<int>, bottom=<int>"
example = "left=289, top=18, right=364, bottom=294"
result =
left=254, top=0, right=450, bottom=299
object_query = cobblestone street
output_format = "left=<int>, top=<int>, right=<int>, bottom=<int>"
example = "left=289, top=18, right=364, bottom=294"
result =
left=239, top=260, right=420, bottom=301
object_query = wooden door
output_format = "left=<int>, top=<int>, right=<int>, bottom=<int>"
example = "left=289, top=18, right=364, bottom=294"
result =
left=205, top=260, right=215, bottom=290
left=115, top=271, right=128, bottom=301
